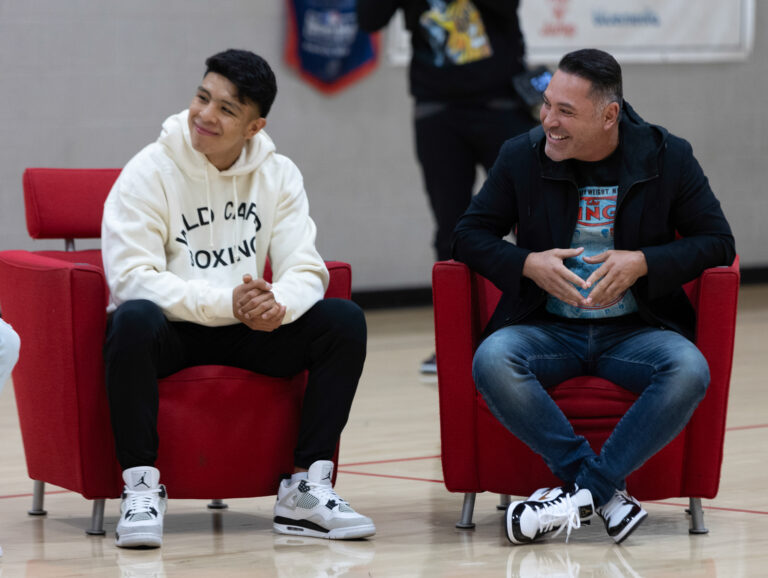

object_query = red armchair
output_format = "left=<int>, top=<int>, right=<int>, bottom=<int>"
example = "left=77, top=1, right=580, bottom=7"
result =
left=432, top=257, right=739, bottom=534
left=0, top=168, right=349, bottom=535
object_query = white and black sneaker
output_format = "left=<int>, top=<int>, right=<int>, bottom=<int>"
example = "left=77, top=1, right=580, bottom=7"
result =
left=597, top=489, right=647, bottom=544
left=505, top=486, right=594, bottom=544
left=525, top=486, right=593, bottom=526
left=115, top=466, right=167, bottom=549
left=273, top=460, right=375, bottom=540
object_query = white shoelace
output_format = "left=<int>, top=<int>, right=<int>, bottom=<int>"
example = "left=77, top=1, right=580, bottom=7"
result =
left=124, top=488, right=163, bottom=520
left=535, top=493, right=583, bottom=543
left=307, top=481, right=351, bottom=510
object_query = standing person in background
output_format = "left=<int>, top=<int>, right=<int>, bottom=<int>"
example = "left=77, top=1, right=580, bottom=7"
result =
left=357, top=0, right=537, bottom=374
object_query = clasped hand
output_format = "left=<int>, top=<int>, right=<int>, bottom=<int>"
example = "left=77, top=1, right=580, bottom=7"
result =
left=232, top=274, right=286, bottom=332
left=522, top=248, right=647, bottom=307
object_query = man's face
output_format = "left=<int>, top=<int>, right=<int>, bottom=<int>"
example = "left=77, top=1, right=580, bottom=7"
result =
left=539, top=70, right=617, bottom=163
left=188, top=72, right=265, bottom=171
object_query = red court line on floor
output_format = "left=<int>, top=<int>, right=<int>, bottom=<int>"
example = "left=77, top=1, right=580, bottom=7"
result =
left=3, top=425, right=765, bottom=502
left=340, top=458, right=768, bottom=517
left=338, top=471, right=768, bottom=516
left=0, top=489, right=70, bottom=501
left=727, top=423, right=768, bottom=431
left=340, top=455, right=441, bottom=468
left=337, top=469, right=443, bottom=484
left=3, top=477, right=768, bottom=517
left=647, top=500, right=768, bottom=516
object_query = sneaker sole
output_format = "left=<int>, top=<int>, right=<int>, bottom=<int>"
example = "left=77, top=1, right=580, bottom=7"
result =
left=115, top=531, right=163, bottom=549
left=610, top=509, right=648, bottom=544
left=273, top=521, right=376, bottom=540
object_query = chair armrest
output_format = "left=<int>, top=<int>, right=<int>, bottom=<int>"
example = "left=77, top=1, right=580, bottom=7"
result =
left=683, top=256, right=740, bottom=497
left=0, top=250, right=118, bottom=497
left=693, top=256, right=740, bottom=363
left=324, top=261, right=352, bottom=300
left=432, top=260, right=481, bottom=490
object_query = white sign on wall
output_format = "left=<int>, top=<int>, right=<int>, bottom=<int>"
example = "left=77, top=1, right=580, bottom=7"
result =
left=384, top=0, right=755, bottom=66
left=521, top=0, right=755, bottom=63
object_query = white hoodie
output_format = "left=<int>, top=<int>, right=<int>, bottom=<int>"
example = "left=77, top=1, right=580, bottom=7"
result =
left=102, top=110, right=329, bottom=326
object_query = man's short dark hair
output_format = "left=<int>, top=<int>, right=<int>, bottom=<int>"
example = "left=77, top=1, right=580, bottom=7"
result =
left=558, top=48, right=623, bottom=107
left=204, top=49, right=277, bottom=118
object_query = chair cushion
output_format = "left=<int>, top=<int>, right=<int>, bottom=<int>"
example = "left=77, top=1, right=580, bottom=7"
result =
left=155, top=366, right=308, bottom=499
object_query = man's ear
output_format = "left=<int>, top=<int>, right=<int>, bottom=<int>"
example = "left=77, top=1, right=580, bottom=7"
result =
left=603, top=101, right=620, bottom=129
left=246, top=117, right=267, bottom=140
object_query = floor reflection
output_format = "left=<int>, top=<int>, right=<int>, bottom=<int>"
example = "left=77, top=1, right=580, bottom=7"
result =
left=271, top=535, right=375, bottom=577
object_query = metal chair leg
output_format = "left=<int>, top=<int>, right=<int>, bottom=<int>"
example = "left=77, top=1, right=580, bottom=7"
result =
left=86, top=499, right=106, bottom=535
left=688, top=497, right=708, bottom=534
left=207, top=499, right=228, bottom=510
left=456, top=493, right=476, bottom=529
left=28, top=480, right=47, bottom=516
left=497, top=494, right=511, bottom=510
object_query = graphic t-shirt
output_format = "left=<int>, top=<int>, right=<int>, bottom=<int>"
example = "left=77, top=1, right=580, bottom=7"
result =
left=546, top=150, right=639, bottom=319
left=419, top=0, right=493, bottom=67
left=377, top=0, right=525, bottom=101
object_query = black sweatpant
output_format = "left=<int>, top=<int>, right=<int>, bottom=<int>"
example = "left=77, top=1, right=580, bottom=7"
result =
left=104, top=298, right=367, bottom=471
left=415, top=102, right=536, bottom=261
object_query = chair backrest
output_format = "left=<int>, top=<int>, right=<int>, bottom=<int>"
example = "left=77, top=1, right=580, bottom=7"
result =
left=23, top=168, right=121, bottom=249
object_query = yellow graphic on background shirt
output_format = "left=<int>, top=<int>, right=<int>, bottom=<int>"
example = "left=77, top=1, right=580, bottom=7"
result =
left=420, top=0, right=493, bottom=66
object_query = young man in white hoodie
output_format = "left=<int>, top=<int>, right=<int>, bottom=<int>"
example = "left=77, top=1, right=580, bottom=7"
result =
left=101, top=49, right=374, bottom=548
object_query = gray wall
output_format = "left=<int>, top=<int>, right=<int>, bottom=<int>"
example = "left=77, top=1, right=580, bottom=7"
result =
left=1, top=1, right=765, bottom=293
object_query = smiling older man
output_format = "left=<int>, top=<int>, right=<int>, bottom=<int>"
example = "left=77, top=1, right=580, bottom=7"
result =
left=452, top=48, right=735, bottom=545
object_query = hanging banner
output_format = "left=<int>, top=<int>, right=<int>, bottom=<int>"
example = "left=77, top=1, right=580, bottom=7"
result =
left=285, top=0, right=379, bottom=94
left=520, top=0, right=755, bottom=64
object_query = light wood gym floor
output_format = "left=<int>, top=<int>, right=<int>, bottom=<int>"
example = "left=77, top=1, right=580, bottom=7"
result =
left=1, top=285, right=766, bottom=577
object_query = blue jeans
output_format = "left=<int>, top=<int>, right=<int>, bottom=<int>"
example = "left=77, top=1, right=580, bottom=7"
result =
left=472, top=316, right=710, bottom=507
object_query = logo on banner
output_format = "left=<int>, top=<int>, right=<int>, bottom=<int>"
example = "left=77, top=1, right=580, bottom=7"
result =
left=285, top=0, right=379, bottom=94
left=541, top=0, right=576, bottom=38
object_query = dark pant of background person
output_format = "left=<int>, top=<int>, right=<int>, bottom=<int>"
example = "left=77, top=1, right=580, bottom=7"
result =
left=104, top=298, right=367, bottom=471
left=415, top=100, right=536, bottom=261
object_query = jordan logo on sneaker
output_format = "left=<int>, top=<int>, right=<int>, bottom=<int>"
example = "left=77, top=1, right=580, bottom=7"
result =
left=135, top=472, right=151, bottom=489
left=321, top=472, right=332, bottom=481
